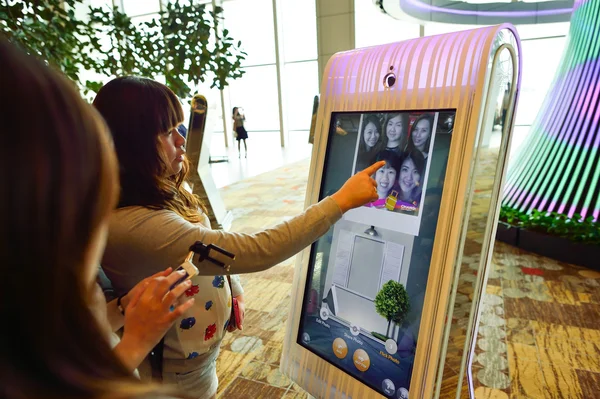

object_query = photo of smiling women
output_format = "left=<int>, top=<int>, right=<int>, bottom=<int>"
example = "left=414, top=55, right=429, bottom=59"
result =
left=395, top=150, right=426, bottom=212
left=407, top=113, right=434, bottom=160
left=343, top=111, right=451, bottom=237
left=383, top=113, right=409, bottom=155
left=363, top=150, right=401, bottom=209
left=355, top=114, right=384, bottom=171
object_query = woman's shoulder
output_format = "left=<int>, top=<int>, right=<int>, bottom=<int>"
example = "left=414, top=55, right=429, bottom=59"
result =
left=110, top=206, right=179, bottom=222
left=109, top=206, right=205, bottom=234
left=104, top=207, right=211, bottom=277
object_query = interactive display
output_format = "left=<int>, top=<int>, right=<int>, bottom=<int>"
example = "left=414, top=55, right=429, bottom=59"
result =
left=297, top=110, right=455, bottom=398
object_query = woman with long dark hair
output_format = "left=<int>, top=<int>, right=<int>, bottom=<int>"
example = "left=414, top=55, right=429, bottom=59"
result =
left=232, top=106, right=248, bottom=158
left=94, top=76, right=384, bottom=399
left=397, top=150, right=426, bottom=208
left=407, top=113, right=434, bottom=159
left=0, top=40, right=191, bottom=398
left=355, top=114, right=383, bottom=172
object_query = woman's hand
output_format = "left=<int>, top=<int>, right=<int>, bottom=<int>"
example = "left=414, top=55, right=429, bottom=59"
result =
left=119, top=268, right=172, bottom=310
left=227, top=294, right=246, bottom=332
left=114, top=268, right=195, bottom=371
left=331, top=160, right=385, bottom=213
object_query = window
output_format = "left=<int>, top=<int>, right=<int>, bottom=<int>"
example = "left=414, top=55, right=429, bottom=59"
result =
left=281, top=0, right=318, bottom=62
left=514, top=36, right=567, bottom=127
left=223, top=0, right=276, bottom=67
left=284, top=61, right=319, bottom=131
left=121, top=0, right=160, bottom=16
left=355, top=1, right=421, bottom=48
left=227, top=65, right=280, bottom=132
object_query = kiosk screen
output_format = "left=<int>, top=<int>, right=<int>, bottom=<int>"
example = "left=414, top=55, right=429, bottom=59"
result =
left=297, top=110, right=455, bottom=398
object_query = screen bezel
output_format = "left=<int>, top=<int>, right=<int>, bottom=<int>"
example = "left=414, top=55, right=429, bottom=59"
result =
left=295, top=108, right=457, bottom=397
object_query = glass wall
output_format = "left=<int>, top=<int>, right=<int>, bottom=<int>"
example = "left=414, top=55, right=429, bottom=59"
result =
left=511, top=23, right=569, bottom=151
left=86, top=1, right=570, bottom=153
left=108, top=0, right=318, bottom=148
left=422, top=21, right=569, bottom=154
left=220, top=0, right=319, bottom=145
left=281, top=0, right=318, bottom=146
left=354, top=0, right=420, bottom=48
left=222, top=0, right=278, bottom=137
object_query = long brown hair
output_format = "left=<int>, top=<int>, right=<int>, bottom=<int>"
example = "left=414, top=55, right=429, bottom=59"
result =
left=0, top=40, right=176, bottom=398
left=93, top=77, right=206, bottom=222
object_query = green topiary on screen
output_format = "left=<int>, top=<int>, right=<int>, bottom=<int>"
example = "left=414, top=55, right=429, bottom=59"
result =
left=375, top=280, right=410, bottom=339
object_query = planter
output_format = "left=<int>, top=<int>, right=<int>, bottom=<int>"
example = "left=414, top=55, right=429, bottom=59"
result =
left=496, top=221, right=600, bottom=271
left=495, top=221, right=520, bottom=246
left=518, top=229, right=599, bottom=271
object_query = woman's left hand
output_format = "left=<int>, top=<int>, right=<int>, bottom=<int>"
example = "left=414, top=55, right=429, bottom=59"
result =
left=114, top=268, right=195, bottom=371
left=227, top=294, right=246, bottom=332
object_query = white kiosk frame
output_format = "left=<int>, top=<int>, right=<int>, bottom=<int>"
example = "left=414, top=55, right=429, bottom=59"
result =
left=281, top=25, right=521, bottom=399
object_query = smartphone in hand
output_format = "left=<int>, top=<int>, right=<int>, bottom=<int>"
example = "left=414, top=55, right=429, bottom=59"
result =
left=171, top=251, right=199, bottom=289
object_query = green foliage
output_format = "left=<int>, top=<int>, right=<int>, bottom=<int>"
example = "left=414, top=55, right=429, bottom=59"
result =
left=1, top=0, right=99, bottom=87
left=499, top=205, right=600, bottom=245
left=1, top=0, right=246, bottom=99
left=375, top=280, right=410, bottom=325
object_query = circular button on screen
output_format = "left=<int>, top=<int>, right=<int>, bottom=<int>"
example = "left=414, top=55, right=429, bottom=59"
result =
left=397, top=387, right=409, bottom=399
left=332, top=338, right=348, bottom=359
left=301, top=332, right=310, bottom=344
left=320, top=306, right=329, bottom=320
left=352, top=349, right=370, bottom=372
left=382, top=379, right=395, bottom=396
left=385, top=339, right=398, bottom=355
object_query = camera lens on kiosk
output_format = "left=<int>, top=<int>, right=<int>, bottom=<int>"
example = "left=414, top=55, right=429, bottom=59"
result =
left=384, top=73, right=396, bottom=88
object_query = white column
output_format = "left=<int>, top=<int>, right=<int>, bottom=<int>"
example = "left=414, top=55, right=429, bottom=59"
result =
left=315, top=0, right=355, bottom=83
left=273, top=0, right=287, bottom=147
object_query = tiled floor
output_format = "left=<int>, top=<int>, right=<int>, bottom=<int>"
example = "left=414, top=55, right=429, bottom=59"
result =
left=208, top=131, right=313, bottom=188
left=467, top=244, right=600, bottom=399
left=215, top=159, right=312, bottom=398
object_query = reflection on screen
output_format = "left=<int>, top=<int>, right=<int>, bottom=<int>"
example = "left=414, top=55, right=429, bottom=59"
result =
left=298, top=109, right=455, bottom=398
left=347, top=236, right=384, bottom=299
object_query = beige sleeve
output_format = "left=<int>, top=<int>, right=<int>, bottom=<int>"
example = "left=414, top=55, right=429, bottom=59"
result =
left=105, top=196, right=342, bottom=283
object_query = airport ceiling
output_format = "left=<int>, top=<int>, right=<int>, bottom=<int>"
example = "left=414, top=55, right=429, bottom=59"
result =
left=377, top=0, right=575, bottom=24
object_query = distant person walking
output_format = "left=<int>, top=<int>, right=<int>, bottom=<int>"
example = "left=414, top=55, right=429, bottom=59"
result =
left=232, top=107, right=248, bottom=158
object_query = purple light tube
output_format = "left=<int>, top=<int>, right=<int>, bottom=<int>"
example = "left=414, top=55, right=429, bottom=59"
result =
left=402, top=0, right=573, bottom=18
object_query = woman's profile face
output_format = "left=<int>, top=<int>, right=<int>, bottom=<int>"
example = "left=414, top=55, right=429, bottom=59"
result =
left=363, top=122, right=380, bottom=150
left=399, top=157, right=421, bottom=195
left=375, top=164, right=397, bottom=198
left=386, top=115, right=403, bottom=144
left=159, top=127, right=186, bottom=176
left=412, top=119, right=431, bottom=151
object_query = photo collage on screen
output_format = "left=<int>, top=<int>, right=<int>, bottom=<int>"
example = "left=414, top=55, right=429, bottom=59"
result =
left=296, top=109, right=455, bottom=398
left=354, top=111, right=436, bottom=216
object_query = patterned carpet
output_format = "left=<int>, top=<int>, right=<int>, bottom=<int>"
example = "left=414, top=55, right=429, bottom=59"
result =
left=216, top=160, right=311, bottom=398
left=215, top=158, right=600, bottom=399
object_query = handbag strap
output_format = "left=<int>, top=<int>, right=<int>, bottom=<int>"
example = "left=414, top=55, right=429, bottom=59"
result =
left=226, top=275, right=236, bottom=329
left=149, top=338, right=165, bottom=381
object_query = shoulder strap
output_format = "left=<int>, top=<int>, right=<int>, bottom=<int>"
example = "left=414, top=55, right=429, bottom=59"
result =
left=149, top=338, right=165, bottom=381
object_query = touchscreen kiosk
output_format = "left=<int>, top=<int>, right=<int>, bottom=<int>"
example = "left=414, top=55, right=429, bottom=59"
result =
left=282, top=25, right=521, bottom=399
